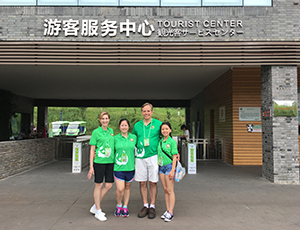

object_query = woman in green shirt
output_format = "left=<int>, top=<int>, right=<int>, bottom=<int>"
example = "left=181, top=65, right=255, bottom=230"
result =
left=87, top=111, right=115, bottom=222
left=113, top=118, right=137, bottom=218
left=158, top=122, right=178, bottom=222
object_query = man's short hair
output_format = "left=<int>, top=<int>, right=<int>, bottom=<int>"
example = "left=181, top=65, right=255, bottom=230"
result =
left=141, top=102, right=153, bottom=111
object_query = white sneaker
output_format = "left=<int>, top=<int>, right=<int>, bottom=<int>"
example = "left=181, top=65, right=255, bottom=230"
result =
left=90, top=205, right=97, bottom=214
left=95, top=211, right=107, bottom=222
left=164, top=212, right=174, bottom=222
left=90, top=205, right=106, bottom=216
left=161, top=211, right=168, bottom=219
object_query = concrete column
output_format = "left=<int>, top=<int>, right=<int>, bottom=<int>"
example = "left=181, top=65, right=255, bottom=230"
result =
left=261, top=66, right=299, bottom=184
left=21, top=113, right=31, bottom=134
left=0, top=90, right=12, bottom=141
left=37, top=106, right=48, bottom=133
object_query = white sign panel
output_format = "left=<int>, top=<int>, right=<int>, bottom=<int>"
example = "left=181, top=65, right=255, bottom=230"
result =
left=219, top=106, right=225, bottom=122
left=239, top=107, right=261, bottom=121
left=72, top=142, right=82, bottom=173
left=188, top=143, right=197, bottom=174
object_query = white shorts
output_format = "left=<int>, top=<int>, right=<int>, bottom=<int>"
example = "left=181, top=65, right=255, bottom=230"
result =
left=135, top=155, right=159, bottom=183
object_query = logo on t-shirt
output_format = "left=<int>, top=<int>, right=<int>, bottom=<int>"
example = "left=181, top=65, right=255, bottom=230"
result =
left=166, top=144, right=170, bottom=149
left=116, top=150, right=128, bottom=166
left=135, top=141, right=145, bottom=158
left=98, top=145, right=111, bottom=158
left=130, top=138, right=134, bottom=142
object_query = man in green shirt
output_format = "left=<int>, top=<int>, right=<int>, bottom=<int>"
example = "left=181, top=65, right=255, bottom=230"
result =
left=132, top=102, right=162, bottom=219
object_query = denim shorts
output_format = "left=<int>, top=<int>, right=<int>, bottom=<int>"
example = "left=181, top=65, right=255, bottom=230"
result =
left=159, top=163, right=173, bottom=175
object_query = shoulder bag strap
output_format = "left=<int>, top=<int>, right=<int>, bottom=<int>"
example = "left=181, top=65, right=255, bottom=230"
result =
left=160, top=141, right=173, bottom=161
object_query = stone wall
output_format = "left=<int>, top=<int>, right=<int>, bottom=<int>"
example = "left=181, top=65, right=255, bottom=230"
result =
left=0, top=138, right=57, bottom=179
left=0, top=0, right=299, bottom=42
left=261, top=66, right=299, bottom=183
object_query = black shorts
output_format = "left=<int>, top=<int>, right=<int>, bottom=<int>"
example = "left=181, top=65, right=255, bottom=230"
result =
left=93, top=163, right=114, bottom=184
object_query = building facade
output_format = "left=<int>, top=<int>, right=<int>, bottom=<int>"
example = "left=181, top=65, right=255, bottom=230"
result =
left=0, top=0, right=300, bottom=183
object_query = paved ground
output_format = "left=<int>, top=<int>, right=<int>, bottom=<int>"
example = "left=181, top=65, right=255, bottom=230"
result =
left=1, top=160, right=300, bottom=230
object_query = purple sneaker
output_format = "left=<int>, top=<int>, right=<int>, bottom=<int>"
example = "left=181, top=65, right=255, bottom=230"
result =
left=122, top=208, right=129, bottom=217
left=114, top=206, right=123, bottom=217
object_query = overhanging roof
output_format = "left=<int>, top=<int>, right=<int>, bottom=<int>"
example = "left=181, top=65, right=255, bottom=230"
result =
left=0, top=41, right=299, bottom=107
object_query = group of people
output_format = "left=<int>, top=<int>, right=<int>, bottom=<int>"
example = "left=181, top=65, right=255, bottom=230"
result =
left=87, top=102, right=180, bottom=222
left=17, top=125, right=47, bottom=140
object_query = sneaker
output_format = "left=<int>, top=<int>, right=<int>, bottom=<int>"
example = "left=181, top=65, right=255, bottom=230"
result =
left=114, top=206, right=123, bottom=217
left=161, top=210, right=168, bottom=219
left=137, top=206, right=149, bottom=218
left=122, top=208, right=129, bottom=217
left=95, top=211, right=107, bottom=222
left=164, top=212, right=174, bottom=222
left=148, top=207, right=156, bottom=219
left=90, top=205, right=97, bottom=215
left=90, top=205, right=106, bottom=216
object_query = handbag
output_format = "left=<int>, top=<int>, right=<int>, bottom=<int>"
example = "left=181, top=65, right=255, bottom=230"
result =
left=159, top=141, right=186, bottom=182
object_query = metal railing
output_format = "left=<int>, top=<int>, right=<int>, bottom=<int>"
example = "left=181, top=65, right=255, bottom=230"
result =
left=179, top=138, right=225, bottom=167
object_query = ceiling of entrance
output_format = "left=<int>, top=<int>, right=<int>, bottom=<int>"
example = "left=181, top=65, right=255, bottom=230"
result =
left=0, top=65, right=230, bottom=101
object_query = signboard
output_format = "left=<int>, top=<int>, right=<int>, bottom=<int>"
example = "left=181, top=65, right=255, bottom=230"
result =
left=239, top=107, right=261, bottom=121
left=43, top=18, right=244, bottom=38
left=246, top=124, right=262, bottom=133
left=72, top=142, right=82, bottom=173
left=219, top=106, right=225, bottom=122
left=191, top=121, right=195, bottom=140
left=273, top=100, right=297, bottom=117
left=262, top=109, right=271, bottom=118
left=188, top=143, right=197, bottom=174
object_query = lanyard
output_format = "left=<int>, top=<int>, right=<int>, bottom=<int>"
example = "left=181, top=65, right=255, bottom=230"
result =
left=143, top=119, right=152, bottom=139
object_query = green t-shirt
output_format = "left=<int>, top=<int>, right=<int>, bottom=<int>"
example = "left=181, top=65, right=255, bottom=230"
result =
left=157, top=136, right=178, bottom=166
left=132, top=118, right=162, bottom=159
left=89, top=126, right=114, bottom=164
left=114, top=133, right=137, bottom=171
